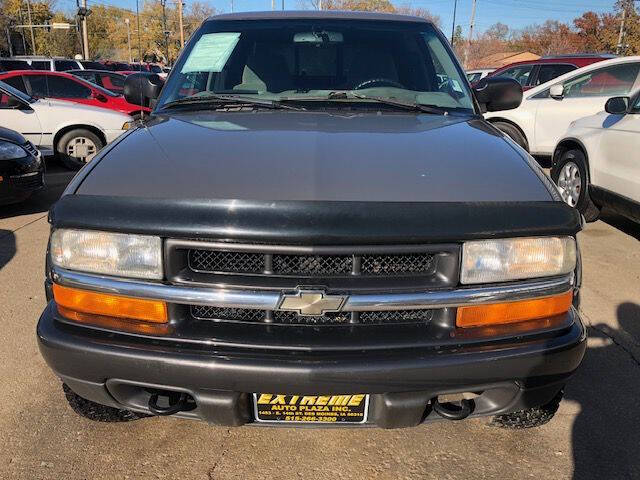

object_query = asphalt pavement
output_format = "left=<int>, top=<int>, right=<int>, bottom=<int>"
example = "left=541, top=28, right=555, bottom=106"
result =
left=0, top=161, right=638, bottom=479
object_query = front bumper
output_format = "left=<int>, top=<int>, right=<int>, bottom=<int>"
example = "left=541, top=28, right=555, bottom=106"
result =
left=38, top=303, right=586, bottom=428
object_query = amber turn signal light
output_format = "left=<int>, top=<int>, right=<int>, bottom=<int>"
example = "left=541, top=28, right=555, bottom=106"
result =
left=456, top=291, right=573, bottom=329
left=53, top=284, right=169, bottom=334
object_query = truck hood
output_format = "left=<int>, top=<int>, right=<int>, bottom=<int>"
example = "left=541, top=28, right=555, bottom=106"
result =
left=76, top=110, right=553, bottom=202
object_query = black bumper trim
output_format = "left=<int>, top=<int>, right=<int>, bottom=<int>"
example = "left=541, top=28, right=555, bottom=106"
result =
left=38, top=305, right=586, bottom=427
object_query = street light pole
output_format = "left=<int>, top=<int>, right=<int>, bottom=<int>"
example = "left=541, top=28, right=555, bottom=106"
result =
left=451, top=0, right=457, bottom=45
left=136, top=0, right=142, bottom=62
left=160, top=0, right=169, bottom=64
left=81, top=0, right=89, bottom=59
left=125, top=18, right=132, bottom=63
left=25, top=0, right=36, bottom=55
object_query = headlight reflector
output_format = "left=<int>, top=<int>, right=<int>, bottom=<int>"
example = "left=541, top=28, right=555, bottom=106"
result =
left=461, top=236, right=576, bottom=284
left=0, top=141, right=28, bottom=160
left=50, top=229, right=163, bottom=279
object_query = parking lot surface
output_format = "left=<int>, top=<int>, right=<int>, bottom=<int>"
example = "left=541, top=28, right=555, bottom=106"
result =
left=0, top=163, right=638, bottom=480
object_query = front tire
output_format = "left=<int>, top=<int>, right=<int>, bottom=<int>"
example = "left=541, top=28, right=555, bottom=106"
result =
left=551, top=149, right=600, bottom=222
left=492, top=121, right=529, bottom=151
left=490, top=389, right=563, bottom=429
left=57, top=129, right=104, bottom=170
left=63, top=383, right=147, bottom=422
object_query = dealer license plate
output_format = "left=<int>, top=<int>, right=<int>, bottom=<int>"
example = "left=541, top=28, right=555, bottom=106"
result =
left=253, top=393, right=369, bottom=424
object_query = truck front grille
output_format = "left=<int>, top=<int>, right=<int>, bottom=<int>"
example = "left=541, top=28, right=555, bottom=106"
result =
left=188, top=249, right=437, bottom=277
left=191, top=305, right=434, bottom=326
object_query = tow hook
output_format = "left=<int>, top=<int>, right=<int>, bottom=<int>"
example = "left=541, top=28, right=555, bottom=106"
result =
left=432, top=396, right=474, bottom=420
left=148, top=391, right=193, bottom=416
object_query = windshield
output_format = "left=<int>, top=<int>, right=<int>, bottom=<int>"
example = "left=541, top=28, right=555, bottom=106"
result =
left=0, top=79, right=35, bottom=103
left=157, top=19, right=474, bottom=113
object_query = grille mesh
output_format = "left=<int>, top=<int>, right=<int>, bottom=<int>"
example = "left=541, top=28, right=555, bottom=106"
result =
left=189, top=250, right=264, bottom=273
left=272, top=254, right=352, bottom=275
left=187, top=250, right=436, bottom=277
left=191, top=306, right=434, bottom=326
left=361, top=253, right=436, bottom=276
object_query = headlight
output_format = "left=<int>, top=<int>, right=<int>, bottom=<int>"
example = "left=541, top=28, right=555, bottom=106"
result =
left=461, top=236, right=576, bottom=284
left=0, top=141, right=28, bottom=160
left=50, top=229, right=163, bottom=280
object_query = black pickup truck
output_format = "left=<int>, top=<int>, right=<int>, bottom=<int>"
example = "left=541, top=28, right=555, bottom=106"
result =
left=38, top=11, right=585, bottom=429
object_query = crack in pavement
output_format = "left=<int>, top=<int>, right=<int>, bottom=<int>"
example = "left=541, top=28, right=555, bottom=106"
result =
left=207, top=429, right=232, bottom=480
left=0, top=214, right=48, bottom=239
left=581, top=309, right=640, bottom=368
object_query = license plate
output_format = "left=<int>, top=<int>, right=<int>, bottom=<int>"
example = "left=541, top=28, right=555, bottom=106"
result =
left=253, top=393, right=369, bottom=424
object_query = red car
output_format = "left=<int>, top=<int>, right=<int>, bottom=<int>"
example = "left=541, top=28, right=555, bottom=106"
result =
left=485, top=54, right=616, bottom=91
left=0, top=70, right=151, bottom=118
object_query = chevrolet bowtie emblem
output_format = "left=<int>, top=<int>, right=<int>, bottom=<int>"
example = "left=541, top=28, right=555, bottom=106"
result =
left=278, top=290, right=347, bottom=316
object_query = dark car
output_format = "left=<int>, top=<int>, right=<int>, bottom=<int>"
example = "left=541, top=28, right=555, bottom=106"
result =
left=0, top=59, right=32, bottom=72
left=0, top=126, right=44, bottom=205
left=67, top=69, right=127, bottom=95
left=38, top=11, right=585, bottom=430
left=486, top=54, right=615, bottom=90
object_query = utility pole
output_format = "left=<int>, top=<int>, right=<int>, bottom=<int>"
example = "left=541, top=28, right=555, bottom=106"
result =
left=136, top=0, right=141, bottom=62
left=616, top=0, right=628, bottom=55
left=160, top=0, right=169, bottom=64
left=230, top=0, right=233, bottom=12
left=177, top=0, right=184, bottom=49
left=282, top=0, right=284, bottom=11
left=464, top=0, right=477, bottom=68
left=450, top=0, right=457, bottom=45
left=25, top=0, right=36, bottom=55
left=80, top=0, right=89, bottom=59
left=125, top=18, right=132, bottom=62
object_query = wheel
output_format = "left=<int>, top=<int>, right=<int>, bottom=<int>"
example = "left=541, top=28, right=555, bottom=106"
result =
left=492, top=121, right=528, bottom=151
left=63, top=383, right=147, bottom=422
left=57, top=129, right=104, bottom=170
left=490, top=389, right=563, bottom=429
left=551, top=149, right=600, bottom=222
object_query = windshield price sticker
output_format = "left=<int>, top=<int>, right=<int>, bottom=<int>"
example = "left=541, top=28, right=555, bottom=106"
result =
left=181, top=32, right=241, bottom=73
left=253, top=394, right=369, bottom=424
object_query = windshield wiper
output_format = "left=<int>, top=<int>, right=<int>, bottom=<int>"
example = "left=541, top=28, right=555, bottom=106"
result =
left=347, top=93, right=449, bottom=115
left=279, top=92, right=450, bottom=115
left=160, top=94, right=305, bottom=111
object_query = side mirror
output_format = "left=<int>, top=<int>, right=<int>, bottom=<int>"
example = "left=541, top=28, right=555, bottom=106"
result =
left=91, top=91, right=108, bottom=103
left=605, top=96, right=629, bottom=115
left=473, top=77, right=523, bottom=112
left=549, top=83, right=565, bottom=100
left=123, top=73, right=163, bottom=107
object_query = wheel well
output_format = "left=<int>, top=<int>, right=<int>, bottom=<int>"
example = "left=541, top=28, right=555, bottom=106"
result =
left=53, top=125, right=106, bottom=153
left=486, top=118, right=529, bottom=149
left=553, top=139, right=590, bottom=179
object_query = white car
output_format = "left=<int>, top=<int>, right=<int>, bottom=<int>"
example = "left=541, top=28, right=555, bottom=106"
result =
left=10, top=56, right=84, bottom=72
left=485, top=56, right=640, bottom=156
left=551, top=91, right=640, bottom=223
left=466, top=69, right=494, bottom=84
left=0, top=80, right=132, bottom=169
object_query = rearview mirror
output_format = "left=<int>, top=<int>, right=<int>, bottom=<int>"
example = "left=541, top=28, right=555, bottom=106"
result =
left=549, top=83, right=565, bottom=99
left=605, top=96, right=629, bottom=115
left=473, top=77, right=522, bottom=112
left=124, top=73, right=164, bottom=107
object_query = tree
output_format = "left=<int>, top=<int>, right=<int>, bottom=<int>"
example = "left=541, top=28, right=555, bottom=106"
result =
left=395, top=6, right=441, bottom=26
left=485, top=22, right=509, bottom=41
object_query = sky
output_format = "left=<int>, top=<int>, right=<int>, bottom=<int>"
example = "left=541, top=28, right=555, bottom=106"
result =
left=60, top=0, right=619, bottom=38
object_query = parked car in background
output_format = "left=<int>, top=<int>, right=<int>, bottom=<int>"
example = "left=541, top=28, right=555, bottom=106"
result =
left=551, top=91, right=640, bottom=223
left=68, top=69, right=127, bottom=95
left=100, top=61, right=134, bottom=72
left=0, top=126, right=44, bottom=205
left=0, top=59, right=32, bottom=72
left=466, top=68, right=493, bottom=84
left=11, top=56, right=84, bottom=71
left=484, top=56, right=640, bottom=154
left=0, top=80, right=132, bottom=169
left=0, top=70, right=150, bottom=119
left=79, top=61, right=105, bottom=70
left=487, top=54, right=615, bottom=91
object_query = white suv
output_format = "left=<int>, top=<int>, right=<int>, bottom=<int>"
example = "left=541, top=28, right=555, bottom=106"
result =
left=551, top=91, right=640, bottom=223
left=0, top=80, right=131, bottom=168
left=485, top=56, right=640, bottom=156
